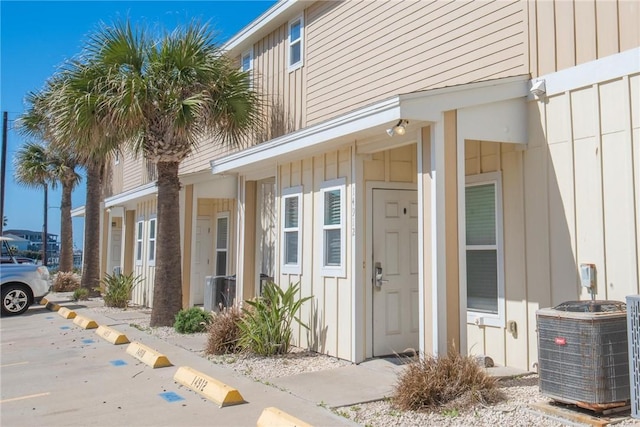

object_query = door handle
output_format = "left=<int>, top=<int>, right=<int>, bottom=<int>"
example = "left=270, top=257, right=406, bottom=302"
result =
left=373, top=262, right=388, bottom=289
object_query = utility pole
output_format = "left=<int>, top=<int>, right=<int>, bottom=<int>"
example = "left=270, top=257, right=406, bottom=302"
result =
left=42, top=185, right=48, bottom=266
left=1, top=111, right=8, bottom=236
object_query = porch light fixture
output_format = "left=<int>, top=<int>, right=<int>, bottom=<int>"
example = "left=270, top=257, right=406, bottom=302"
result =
left=386, top=119, right=408, bottom=137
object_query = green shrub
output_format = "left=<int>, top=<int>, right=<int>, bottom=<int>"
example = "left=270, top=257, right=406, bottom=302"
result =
left=174, top=307, right=213, bottom=334
left=205, top=306, right=243, bottom=355
left=237, top=282, right=312, bottom=356
left=72, top=287, right=90, bottom=301
left=101, top=272, right=140, bottom=308
left=52, top=271, right=81, bottom=292
left=392, top=351, right=504, bottom=412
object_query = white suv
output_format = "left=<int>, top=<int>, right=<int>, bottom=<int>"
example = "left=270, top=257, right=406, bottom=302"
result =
left=1, top=237, right=50, bottom=316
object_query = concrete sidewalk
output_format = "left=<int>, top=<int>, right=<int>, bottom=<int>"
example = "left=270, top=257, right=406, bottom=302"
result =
left=42, top=294, right=528, bottom=423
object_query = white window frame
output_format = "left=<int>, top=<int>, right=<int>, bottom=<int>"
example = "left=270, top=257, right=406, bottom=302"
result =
left=320, top=178, right=346, bottom=277
left=148, top=217, right=157, bottom=266
left=240, top=48, right=253, bottom=86
left=288, top=15, right=304, bottom=71
left=135, top=218, right=144, bottom=266
left=464, top=172, right=505, bottom=328
left=281, top=186, right=303, bottom=275
left=215, top=212, right=230, bottom=276
left=114, top=150, right=120, bottom=165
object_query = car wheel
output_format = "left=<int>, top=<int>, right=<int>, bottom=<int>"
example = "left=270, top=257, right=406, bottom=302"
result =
left=1, top=285, right=30, bottom=316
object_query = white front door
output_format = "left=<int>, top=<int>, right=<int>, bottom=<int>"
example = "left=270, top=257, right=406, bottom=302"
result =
left=109, top=228, right=122, bottom=274
left=372, top=189, right=419, bottom=356
left=191, top=217, right=212, bottom=306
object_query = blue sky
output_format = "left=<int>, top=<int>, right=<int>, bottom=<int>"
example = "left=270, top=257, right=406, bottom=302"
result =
left=1, top=0, right=277, bottom=249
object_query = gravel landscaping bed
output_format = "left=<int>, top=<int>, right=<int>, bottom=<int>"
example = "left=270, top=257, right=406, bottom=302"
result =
left=83, top=301, right=640, bottom=427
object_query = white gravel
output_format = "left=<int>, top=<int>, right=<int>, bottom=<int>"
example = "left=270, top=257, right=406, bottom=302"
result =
left=84, top=301, right=640, bottom=427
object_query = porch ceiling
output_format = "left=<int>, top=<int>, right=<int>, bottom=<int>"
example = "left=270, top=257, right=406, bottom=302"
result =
left=209, top=75, right=530, bottom=177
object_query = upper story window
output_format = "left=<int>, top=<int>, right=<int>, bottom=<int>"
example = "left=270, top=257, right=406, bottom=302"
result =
left=114, top=151, right=120, bottom=165
left=241, top=48, right=253, bottom=85
left=135, top=219, right=144, bottom=265
left=320, top=178, right=346, bottom=277
left=288, top=15, right=304, bottom=71
left=465, top=172, right=504, bottom=327
left=281, top=186, right=302, bottom=274
left=148, top=217, right=157, bottom=266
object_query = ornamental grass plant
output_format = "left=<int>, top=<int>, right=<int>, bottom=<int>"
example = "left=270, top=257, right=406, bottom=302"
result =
left=237, top=282, right=312, bottom=356
left=205, top=306, right=244, bottom=355
left=101, top=272, right=140, bottom=308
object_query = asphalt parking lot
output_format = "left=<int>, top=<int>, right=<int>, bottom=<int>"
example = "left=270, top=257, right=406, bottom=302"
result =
left=0, top=303, right=355, bottom=427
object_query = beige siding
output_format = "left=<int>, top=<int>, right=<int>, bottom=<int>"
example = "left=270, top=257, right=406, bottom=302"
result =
left=465, top=141, right=530, bottom=369
left=121, top=152, right=144, bottom=192
left=305, top=0, right=527, bottom=124
left=251, top=20, right=306, bottom=133
left=278, top=147, right=353, bottom=360
left=179, top=138, right=244, bottom=176
left=530, top=0, right=640, bottom=77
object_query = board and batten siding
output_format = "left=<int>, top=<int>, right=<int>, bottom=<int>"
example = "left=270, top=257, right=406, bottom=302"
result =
left=465, top=141, right=529, bottom=370
left=529, top=0, right=640, bottom=77
left=509, top=73, right=640, bottom=370
left=131, top=198, right=157, bottom=308
left=304, top=0, right=527, bottom=125
left=278, top=147, right=352, bottom=360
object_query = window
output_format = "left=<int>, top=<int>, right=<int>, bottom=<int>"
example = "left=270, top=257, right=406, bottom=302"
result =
left=114, top=151, right=120, bottom=165
left=320, top=178, right=346, bottom=277
left=241, top=49, right=253, bottom=86
left=148, top=217, right=156, bottom=265
left=465, top=172, right=504, bottom=326
left=135, top=219, right=144, bottom=265
left=281, top=186, right=302, bottom=274
left=288, top=15, right=303, bottom=70
left=215, top=213, right=229, bottom=276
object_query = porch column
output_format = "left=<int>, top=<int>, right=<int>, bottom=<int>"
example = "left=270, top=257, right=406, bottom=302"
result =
left=181, top=184, right=194, bottom=308
left=236, top=177, right=257, bottom=301
left=418, top=111, right=460, bottom=356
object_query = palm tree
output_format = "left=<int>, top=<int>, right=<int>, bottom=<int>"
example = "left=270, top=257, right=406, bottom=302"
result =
left=13, top=142, right=51, bottom=265
left=18, top=88, right=82, bottom=272
left=43, top=62, right=122, bottom=291
left=83, top=21, right=262, bottom=326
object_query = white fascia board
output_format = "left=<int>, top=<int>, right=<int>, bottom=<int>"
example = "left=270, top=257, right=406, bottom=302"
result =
left=211, top=76, right=530, bottom=176
left=223, top=0, right=306, bottom=55
left=400, top=75, right=530, bottom=121
left=210, top=97, right=401, bottom=174
left=536, top=47, right=640, bottom=97
left=104, top=182, right=157, bottom=208
left=71, top=206, right=86, bottom=218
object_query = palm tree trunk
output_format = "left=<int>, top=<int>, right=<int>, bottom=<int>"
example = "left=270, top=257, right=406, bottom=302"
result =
left=150, top=160, right=183, bottom=327
left=58, top=179, right=74, bottom=272
left=81, top=160, right=102, bottom=292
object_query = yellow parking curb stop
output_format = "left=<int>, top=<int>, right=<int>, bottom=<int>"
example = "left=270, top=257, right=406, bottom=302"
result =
left=57, top=307, right=76, bottom=319
left=73, top=315, right=98, bottom=329
left=95, top=325, right=129, bottom=345
left=45, top=302, right=60, bottom=311
left=173, top=366, right=244, bottom=407
left=40, top=297, right=49, bottom=305
left=257, top=407, right=313, bottom=427
left=126, top=342, right=172, bottom=368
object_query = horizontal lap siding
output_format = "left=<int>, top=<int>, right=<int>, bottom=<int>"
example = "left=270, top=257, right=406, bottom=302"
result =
left=530, top=0, right=640, bottom=77
left=122, top=152, right=143, bottom=192
left=305, top=0, right=526, bottom=125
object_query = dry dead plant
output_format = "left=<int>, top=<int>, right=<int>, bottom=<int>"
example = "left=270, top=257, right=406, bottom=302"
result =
left=205, top=306, right=243, bottom=355
left=393, top=351, right=505, bottom=412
